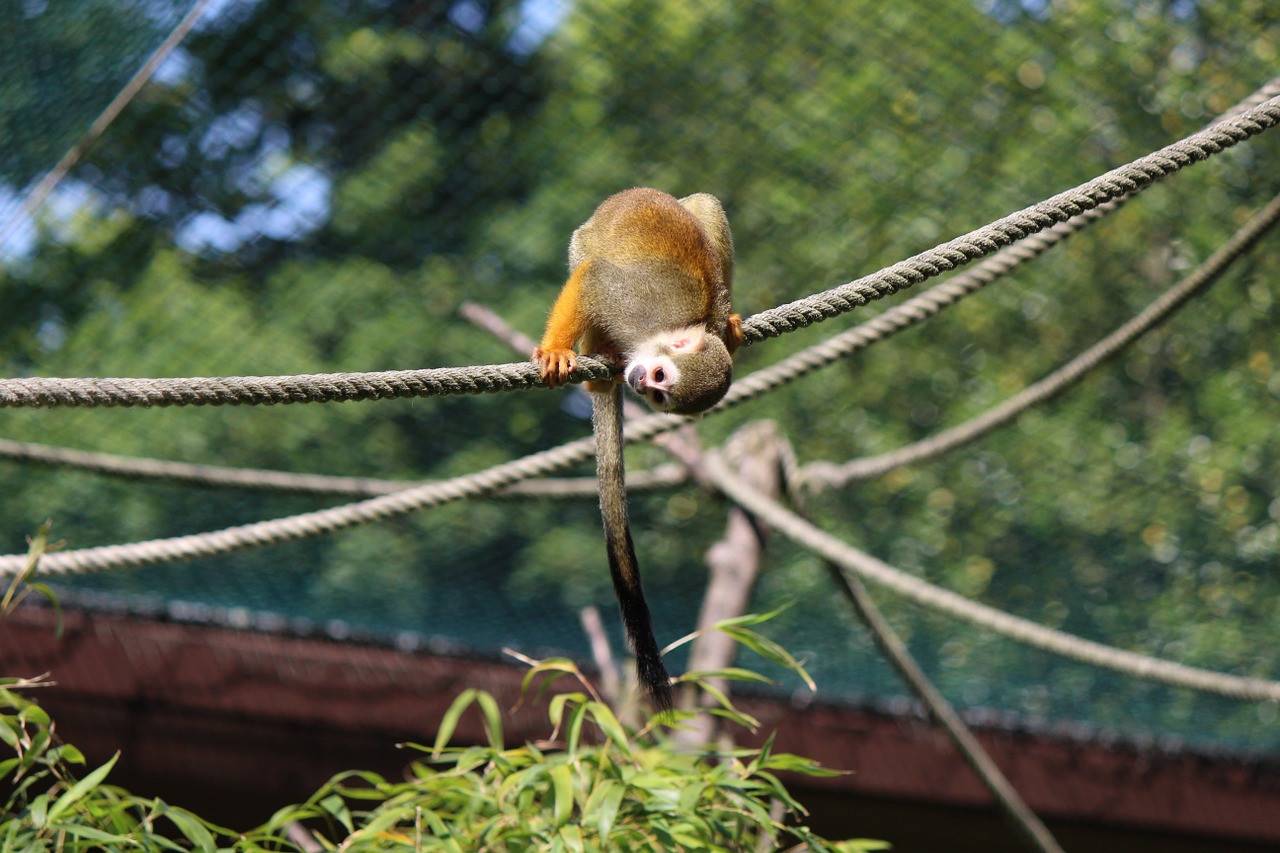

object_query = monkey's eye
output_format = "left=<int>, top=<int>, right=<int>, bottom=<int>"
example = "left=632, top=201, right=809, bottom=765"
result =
left=653, top=366, right=666, bottom=383
left=651, top=390, right=667, bottom=408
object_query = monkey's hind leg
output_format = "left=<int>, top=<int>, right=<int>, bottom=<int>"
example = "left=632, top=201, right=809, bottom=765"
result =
left=592, top=384, right=674, bottom=713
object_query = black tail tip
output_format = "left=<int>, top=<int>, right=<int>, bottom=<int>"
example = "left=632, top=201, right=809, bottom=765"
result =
left=638, top=655, right=674, bottom=716
left=647, top=681, right=674, bottom=716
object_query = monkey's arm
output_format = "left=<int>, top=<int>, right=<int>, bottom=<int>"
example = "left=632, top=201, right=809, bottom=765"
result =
left=534, top=260, right=595, bottom=387
left=593, top=384, right=673, bottom=712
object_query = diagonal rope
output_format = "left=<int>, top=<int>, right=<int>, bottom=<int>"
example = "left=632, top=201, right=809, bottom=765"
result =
left=721, top=199, right=1124, bottom=409
left=702, top=452, right=1280, bottom=703
left=829, top=560, right=1065, bottom=853
left=5, top=178, right=1277, bottom=576
left=2, top=93, right=1278, bottom=409
left=805, top=186, right=1280, bottom=487
left=739, top=94, right=1280, bottom=342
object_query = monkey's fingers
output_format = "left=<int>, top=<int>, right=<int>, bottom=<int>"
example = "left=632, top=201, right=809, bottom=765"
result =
left=533, top=347, right=578, bottom=387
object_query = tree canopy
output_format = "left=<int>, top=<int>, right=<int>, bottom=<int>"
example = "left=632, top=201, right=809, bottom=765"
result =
left=1, top=0, right=1278, bottom=751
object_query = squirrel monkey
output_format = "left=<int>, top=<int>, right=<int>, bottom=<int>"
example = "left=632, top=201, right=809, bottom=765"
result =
left=533, top=187, right=743, bottom=712
left=534, top=187, right=743, bottom=412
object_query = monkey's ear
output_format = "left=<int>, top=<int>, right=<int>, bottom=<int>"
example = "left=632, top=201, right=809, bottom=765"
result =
left=668, top=325, right=707, bottom=352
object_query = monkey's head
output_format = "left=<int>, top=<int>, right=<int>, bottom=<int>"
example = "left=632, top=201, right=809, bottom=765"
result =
left=625, top=326, right=734, bottom=415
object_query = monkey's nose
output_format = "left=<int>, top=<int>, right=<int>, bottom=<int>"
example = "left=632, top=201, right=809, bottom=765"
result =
left=626, top=364, right=646, bottom=390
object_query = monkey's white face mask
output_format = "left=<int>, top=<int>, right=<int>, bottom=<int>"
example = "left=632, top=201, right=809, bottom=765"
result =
left=624, top=325, right=718, bottom=413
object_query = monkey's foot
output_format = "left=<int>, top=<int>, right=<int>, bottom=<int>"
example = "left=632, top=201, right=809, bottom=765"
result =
left=725, top=313, right=745, bottom=354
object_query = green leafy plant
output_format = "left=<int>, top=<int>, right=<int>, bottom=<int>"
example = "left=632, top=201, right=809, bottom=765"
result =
left=1, top=685, right=227, bottom=852
left=0, top=665, right=885, bottom=852
left=2, top=531, right=230, bottom=852
left=258, top=676, right=885, bottom=852
left=0, top=521, right=60, bottom=629
left=2, top=570, right=886, bottom=852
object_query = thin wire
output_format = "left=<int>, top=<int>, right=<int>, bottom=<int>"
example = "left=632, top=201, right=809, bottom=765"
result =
left=0, top=0, right=213, bottom=250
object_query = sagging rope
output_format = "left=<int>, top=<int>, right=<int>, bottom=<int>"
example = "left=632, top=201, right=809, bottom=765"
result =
left=2, top=94, right=1278, bottom=410
left=0, top=437, right=686, bottom=498
left=0, top=407, right=695, bottom=576
left=702, top=452, right=1280, bottom=704
left=1, top=85, right=1277, bottom=705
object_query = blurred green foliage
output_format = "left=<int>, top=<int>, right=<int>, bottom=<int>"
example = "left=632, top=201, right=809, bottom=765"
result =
left=0, top=0, right=1278, bottom=751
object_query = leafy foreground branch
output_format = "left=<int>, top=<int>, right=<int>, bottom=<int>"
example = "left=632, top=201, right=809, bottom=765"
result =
left=1, top=614, right=887, bottom=852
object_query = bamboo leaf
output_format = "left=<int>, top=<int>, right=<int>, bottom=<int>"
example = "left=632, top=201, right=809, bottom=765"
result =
left=550, top=764, right=574, bottom=827
left=720, top=627, right=816, bottom=692
left=162, top=805, right=217, bottom=853
left=45, top=751, right=118, bottom=823
left=474, top=690, right=505, bottom=751
left=432, top=690, right=477, bottom=759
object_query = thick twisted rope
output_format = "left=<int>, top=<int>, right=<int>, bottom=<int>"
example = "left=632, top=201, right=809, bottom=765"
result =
left=0, top=205, right=1110, bottom=490
left=740, top=94, right=1280, bottom=343
left=7, top=182, right=1269, bottom=573
left=722, top=200, right=1124, bottom=409
left=12, top=81, right=1280, bottom=484
left=0, top=361, right=612, bottom=409
left=0, top=435, right=592, bottom=576
left=805, top=186, right=1280, bottom=487
left=703, top=452, right=1280, bottom=703
left=2, top=94, right=1277, bottom=410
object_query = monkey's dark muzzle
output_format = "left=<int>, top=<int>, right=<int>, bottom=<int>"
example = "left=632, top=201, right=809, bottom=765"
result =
left=625, top=364, right=647, bottom=393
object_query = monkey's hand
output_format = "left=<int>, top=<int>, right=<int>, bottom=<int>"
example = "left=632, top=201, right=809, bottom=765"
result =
left=533, top=346, right=578, bottom=388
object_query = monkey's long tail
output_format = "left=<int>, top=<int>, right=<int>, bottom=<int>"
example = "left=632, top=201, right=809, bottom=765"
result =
left=592, top=385, right=674, bottom=714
